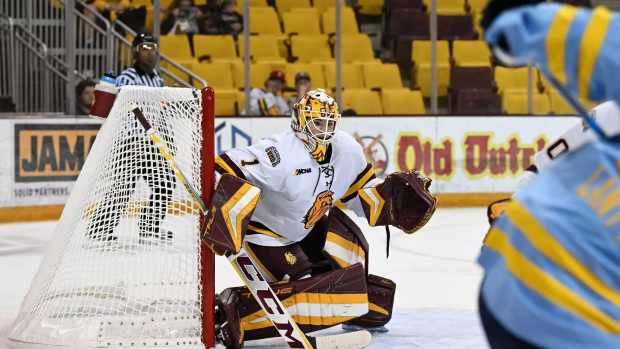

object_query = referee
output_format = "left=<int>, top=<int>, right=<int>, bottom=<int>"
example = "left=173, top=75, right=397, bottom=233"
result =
left=87, top=33, right=175, bottom=245
left=116, top=33, right=164, bottom=87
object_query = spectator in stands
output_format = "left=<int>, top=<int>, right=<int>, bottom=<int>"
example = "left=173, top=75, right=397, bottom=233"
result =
left=162, top=0, right=205, bottom=35
left=204, top=0, right=243, bottom=35
left=75, top=79, right=96, bottom=116
left=247, top=70, right=290, bottom=116
left=116, top=33, right=164, bottom=87
left=287, top=72, right=312, bottom=108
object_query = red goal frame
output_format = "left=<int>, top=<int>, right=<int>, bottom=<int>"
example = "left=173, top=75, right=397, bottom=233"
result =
left=200, top=87, right=216, bottom=348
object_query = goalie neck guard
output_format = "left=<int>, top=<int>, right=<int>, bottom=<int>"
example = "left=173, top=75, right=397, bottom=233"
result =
left=291, top=89, right=341, bottom=162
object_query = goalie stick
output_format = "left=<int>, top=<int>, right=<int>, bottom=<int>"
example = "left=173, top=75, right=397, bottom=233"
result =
left=132, top=107, right=371, bottom=349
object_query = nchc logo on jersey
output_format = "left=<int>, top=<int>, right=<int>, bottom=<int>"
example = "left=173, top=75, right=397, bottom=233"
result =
left=294, top=168, right=312, bottom=176
left=303, top=190, right=333, bottom=229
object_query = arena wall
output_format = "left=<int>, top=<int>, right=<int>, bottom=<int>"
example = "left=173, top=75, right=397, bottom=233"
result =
left=0, top=116, right=580, bottom=223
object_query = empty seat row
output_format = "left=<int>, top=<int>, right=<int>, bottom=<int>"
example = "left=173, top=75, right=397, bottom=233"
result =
left=158, top=34, right=376, bottom=65
left=163, top=61, right=404, bottom=92
left=203, top=88, right=426, bottom=116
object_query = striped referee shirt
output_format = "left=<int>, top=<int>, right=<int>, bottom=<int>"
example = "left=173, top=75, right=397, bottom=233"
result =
left=116, top=64, right=164, bottom=87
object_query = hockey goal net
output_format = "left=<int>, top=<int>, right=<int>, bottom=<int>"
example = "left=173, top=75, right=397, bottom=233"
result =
left=8, top=86, right=215, bottom=348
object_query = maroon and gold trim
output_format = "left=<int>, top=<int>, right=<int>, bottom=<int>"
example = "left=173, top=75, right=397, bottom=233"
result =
left=340, top=164, right=376, bottom=203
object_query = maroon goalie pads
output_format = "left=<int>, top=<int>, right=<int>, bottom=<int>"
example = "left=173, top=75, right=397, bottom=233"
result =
left=346, top=274, right=396, bottom=328
left=358, top=170, right=437, bottom=234
left=202, top=174, right=261, bottom=255
left=324, top=207, right=370, bottom=274
left=217, top=263, right=368, bottom=346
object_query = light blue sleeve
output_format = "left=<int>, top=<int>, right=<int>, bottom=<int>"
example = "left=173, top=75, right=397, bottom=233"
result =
left=486, top=4, right=620, bottom=104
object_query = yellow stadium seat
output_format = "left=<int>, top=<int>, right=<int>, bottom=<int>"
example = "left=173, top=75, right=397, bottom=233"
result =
left=276, top=0, right=311, bottom=13
left=381, top=89, right=426, bottom=114
left=322, top=7, right=359, bottom=34
left=341, top=34, right=375, bottom=63
left=238, top=35, right=286, bottom=63
left=411, top=40, right=450, bottom=96
left=160, top=60, right=195, bottom=87
left=313, top=0, right=339, bottom=13
left=131, top=0, right=152, bottom=7
left=342, top=89, right=383, bottom=114
left=502, top=92, right=551, bottom=115
left=495, top=67, right=532, bottom=94
left=291, top=35, right=333, bottom=63
left=467, top=0, right=487, bottom=13
left=453, top=40, right=491, bottom=67
left=363, top=63, right=403, bottom=90
left=357, top=0, right=384, bottom=16
left=285, top=63, right=327, bottom=89
left=214, top=90, right=238, bottom=116
left=236, top=0, right=268, bottom=13
left=283, top=11, right=322, bottom=35
left=193, top=62, right=235, bottom=90
left=249, top=7, right=283, bottom=34
left=159, top=35, right=192, bottom=60
left=548, top=90, right=575, bottom=115
left=193, top=35, right=237, bottom=62
left=232, top=61, right=284, bottom=88
left=288, top=7, right=320, bottom=15
left=324, top=63, right=364, bottom=89
left=423, top=0, right=466, bottom=15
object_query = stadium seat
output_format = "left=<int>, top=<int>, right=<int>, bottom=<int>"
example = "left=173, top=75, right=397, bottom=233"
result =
left=466, top=0, right=487, bottom=13
left=363, top=63, right=403, bottom=90
left=411, top=40, right=450, bottom=96
left=238, top=35, right=286, bottom=63
left=249, top=7, right=283, bottom=34
left=285, top=63, right=327, bottom=89
left=342, top=89, right=383, bottom=114
left=213, top=90, right=238, bottom=116
left=341, top=34, right=376, bottom=63
left=548, top=90, right=575, bottom=115
left=192, top=62, right=236, bottom=90
left=232, top=61, right=282, bottom=88
left=313, top=0, right=350, bottom=13
left=236, top=0, right=268, bottom=13
left=357, top=0, right=384, bottom=16
left=193, top=35, right=237, bottom=62
left=276, top=0, right=311, bottom=13
left=160, top=60, right=196, bottom=87
left=495, top=67, right=531, bottom=94
left=322, top=7, right=359, bottom=34
left=424, top=0, right=466, bottom=15
left=438, top=15, right=476, bottom=40
left=324, top=63, right=364, bottom=89
left=291, top=35, right=333, bottom=63
left=502, top=92, right=551, bottom=115
left=159, top=35, right=192, bottom=61
left=282, top=11, right=322, bottom=35
left=452, top=40, right=491, bottom=67
left=382, top=89, right=426, bottom=114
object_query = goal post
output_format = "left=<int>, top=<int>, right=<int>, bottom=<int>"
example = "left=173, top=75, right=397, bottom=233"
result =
left=8, top=86, right=216, bottom=348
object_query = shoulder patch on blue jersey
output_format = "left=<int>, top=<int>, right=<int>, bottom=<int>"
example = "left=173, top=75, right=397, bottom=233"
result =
left=265, top=146, right=281, bottom=167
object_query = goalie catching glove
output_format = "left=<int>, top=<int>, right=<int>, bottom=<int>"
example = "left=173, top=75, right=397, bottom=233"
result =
left=358, top=170, right=437, bottom=234
left=202, top=174, right=261, bottom=255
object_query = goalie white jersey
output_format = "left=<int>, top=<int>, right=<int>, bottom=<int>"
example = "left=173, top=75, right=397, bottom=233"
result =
left=215, top=129, right=376, bottom=246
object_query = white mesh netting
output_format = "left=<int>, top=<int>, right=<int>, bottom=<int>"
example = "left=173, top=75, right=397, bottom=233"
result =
left=8, top=87, right=210, bottom=348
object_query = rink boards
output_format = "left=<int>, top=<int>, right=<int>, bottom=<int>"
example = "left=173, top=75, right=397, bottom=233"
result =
left=0, top=115, right=580, bottom=221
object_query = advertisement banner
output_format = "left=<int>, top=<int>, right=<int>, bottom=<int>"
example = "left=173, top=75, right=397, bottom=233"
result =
left=1, top=116, right=581, bottom=208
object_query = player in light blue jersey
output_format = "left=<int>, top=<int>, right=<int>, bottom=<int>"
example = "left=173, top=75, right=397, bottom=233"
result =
left=478, top=2, right=620, bottom=348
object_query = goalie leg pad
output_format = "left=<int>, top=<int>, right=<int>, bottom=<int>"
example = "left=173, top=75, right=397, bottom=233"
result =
left=217, top=263, right=368, bottom=343
left=202, top=174, right=261, bottom=255
left=323, top=207, right=369, bottom=271
left=346, top=274, right=396, bottom=328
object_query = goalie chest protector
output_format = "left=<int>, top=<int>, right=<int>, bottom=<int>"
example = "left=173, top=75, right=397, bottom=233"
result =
left=219, top=130, right=370, bottom=247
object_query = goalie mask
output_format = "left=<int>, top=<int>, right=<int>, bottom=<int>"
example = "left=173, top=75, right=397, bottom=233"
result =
left=291, top=89, right=341, bottom=161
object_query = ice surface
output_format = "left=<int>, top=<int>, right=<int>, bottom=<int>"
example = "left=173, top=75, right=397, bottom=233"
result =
left=0, top=208, right=489, bottom=348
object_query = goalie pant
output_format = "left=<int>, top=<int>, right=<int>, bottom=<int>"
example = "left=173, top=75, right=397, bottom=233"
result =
left=216, top=208, right=396, bottom=349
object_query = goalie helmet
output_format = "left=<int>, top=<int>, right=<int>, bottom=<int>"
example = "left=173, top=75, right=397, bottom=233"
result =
left=291, top=89, right=341, bottom=160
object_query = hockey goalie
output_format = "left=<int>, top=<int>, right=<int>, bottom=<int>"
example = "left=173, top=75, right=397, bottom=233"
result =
left=202, top=89, right=437, bottom=348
